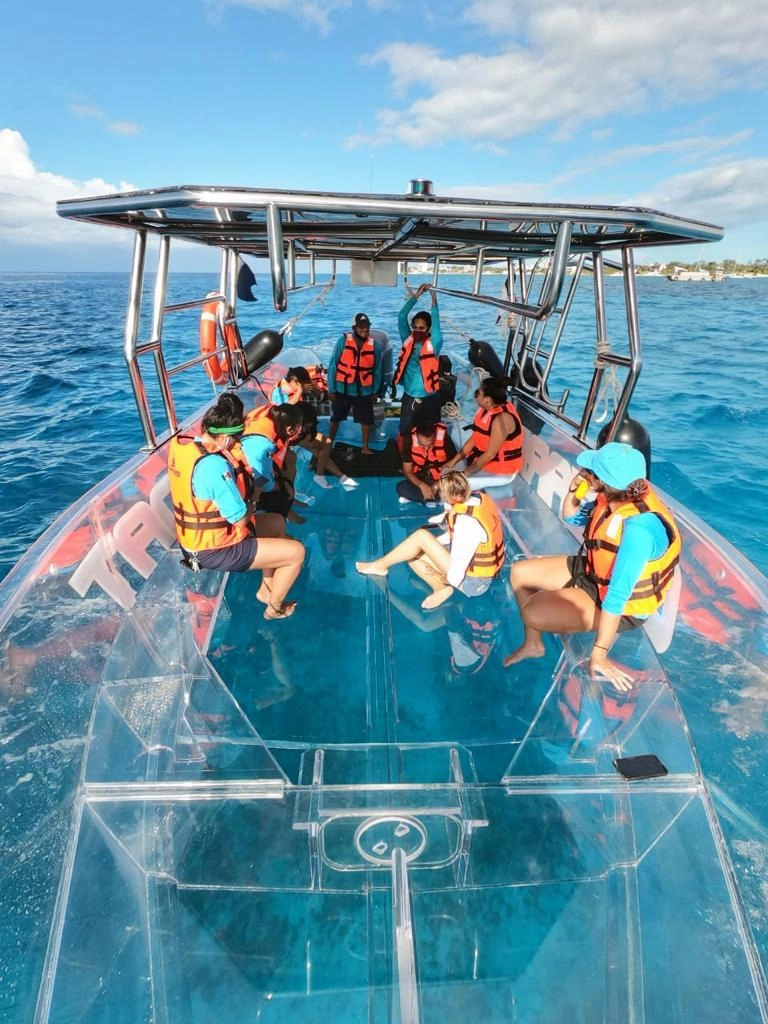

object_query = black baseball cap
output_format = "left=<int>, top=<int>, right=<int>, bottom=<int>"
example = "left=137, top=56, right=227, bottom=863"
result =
left=354, top=313, right=370, bottom=327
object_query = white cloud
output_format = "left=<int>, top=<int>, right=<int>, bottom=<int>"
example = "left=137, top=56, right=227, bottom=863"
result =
left=68, top=103, right=142, bottom=136
left=0, top=128, right=136, bottom=248
left=350, top=0, right=768, bottom=146
left=206, top=0, right=392, bottom=32
left=446, top=153, right=768, bottom=234
left=628, top=158, right=768, bottom=228
left=107, top=121, right=142, bottom=136
left=69, top=104, right=104, bottom=120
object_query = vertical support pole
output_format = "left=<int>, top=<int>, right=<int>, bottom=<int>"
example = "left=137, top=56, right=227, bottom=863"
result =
left=615, top=247, right=642, bottom=428
left=124, top=230, right=157, bottom=448
left=150, top=235, right=178, bottom=434
left=577, top=252, right=607, bottom=441
left=267, top=203, right=287, bottom=311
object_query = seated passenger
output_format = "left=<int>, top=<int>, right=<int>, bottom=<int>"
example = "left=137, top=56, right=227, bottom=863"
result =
left=356, top=470, right=505, bottom=610
left=397, top=413, right=457, bottom=504
left=167, top=394, right=305, bottom=619
left=444, top=376, right=523, bottom=486
left=294, top=402, right=359, bottom=491
left=502, top=442, right=681, bottom=690
left=270, top=366, right=312, bottom=405
left=239, top=402, right=305, bottom=522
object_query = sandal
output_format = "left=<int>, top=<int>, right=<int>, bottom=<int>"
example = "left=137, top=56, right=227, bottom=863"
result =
left=263, top=601, right=297, bottom=621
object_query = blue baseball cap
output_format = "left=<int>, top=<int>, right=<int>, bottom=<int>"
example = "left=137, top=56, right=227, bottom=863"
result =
left=576, top=442, right=647, bottom=489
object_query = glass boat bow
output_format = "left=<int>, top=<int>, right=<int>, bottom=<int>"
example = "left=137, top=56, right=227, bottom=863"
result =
left=1, top=183, right=767, bottom=1024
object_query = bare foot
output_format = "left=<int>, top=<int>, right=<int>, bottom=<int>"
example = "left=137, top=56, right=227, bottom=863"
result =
left=503, top=642, right=546, bottom=667
left=355, top=560, right=388, bottom=577
left=287, top=510, right=306, bottom=525
left=421, top=585, right=453, bottom=610
left=256, top=582, right=273, bottom=605
left=264, top=601, right=297, bottom=621
left=361, top=447, right=375, bottom=455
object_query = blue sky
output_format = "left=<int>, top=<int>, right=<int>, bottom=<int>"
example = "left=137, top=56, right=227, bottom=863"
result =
left=1, top=0, right=766, bottom=270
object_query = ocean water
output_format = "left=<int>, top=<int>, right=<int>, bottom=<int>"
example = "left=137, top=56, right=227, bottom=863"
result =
left=0, top=271, right=766, bottom=583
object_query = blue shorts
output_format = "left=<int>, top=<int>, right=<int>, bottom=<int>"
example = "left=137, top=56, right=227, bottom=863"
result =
left=458, top=576, right=493, bottom=598
left=189, top=537, right=259, bottom=573
left=331, top=393, right=374, bottom=425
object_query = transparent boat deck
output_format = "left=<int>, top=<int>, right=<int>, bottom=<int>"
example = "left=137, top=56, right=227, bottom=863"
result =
left=39, top=476, right=766, bottom=1023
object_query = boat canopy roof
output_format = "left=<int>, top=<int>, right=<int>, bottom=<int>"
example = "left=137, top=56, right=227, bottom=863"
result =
left=57, top=183, right=723, bottom=260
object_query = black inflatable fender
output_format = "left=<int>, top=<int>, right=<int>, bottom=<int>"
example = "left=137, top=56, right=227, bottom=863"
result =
left=243, top=330, right=283, bottom=376
left=467, top=338, right=504, bottom=378
left=597, top=416, right=652, bottom=479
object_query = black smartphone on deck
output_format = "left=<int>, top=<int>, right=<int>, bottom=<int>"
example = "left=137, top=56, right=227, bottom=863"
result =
left=613, top=754, right=668, bottom=780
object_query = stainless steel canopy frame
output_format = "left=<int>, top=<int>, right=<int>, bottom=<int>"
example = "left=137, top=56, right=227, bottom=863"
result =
left=58, top=183, right=723, bottom=450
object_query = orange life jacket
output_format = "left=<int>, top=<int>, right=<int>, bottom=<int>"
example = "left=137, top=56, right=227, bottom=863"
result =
left=408, top=423, right=450, bottom=482
left=583, top=487, right=682, bottom=616
left=468, top=402, right=523, bottom=474
left=306, top=364, right=328, bottom=393
left=393, top=334, right=440, bottom=393
left=447, top=492, right=505, bottom=579
left=335, top=333, right=376, bottom=388
left=242, top=405, right=289, bottom=469
left=167, top=435, right=250, bottom=552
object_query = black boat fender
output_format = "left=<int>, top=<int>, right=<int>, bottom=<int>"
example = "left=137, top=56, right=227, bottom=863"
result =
left=243, top=330, right=283, bottom=375
left=597, top=416, right=652, bottom=479
left=467, top=338, right=505, bottom=379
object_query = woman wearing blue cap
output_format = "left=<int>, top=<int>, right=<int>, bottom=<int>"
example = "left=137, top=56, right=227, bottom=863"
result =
left=502, top=442, right=681, bottom=690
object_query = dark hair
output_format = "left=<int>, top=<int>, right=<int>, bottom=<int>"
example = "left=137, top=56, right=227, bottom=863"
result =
left=604, top=479, right=649, bottom=503
left=412, top=311, right=432, bottom=330
left=270, top=403, right=304, bottom=440
left=201, top=392, right=245, bottom=433
left=412, top=412, right=438, bottom=436
left=438, top=354, right=453, bottom=373
left=286, top=366, right=311, bottom=385
left=477, top=376, right=512, bottom=406
left=295, top=400, right=318, bottom=439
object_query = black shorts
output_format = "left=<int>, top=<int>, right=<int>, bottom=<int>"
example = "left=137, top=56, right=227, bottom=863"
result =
left=566, top=554, right=644, bottom=633
left=189, top=537, right=259, bottom=573
left=331, top=393, right=374, bottom=426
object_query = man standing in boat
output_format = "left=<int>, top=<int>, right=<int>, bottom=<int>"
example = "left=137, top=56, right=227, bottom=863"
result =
left=327, top=312, right=384, bottom=454
left=393, top=282, right=443, bottom=438
left=502, top=442, right=681, bottom=689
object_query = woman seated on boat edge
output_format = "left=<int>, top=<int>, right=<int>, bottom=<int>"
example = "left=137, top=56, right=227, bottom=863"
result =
left=443, top=376, right=523, bottom=488
left=356, top=470, right=505, bottom=610
left=167, top=393, right=305, bottom=620
left=397, top=411, right=457, bottom=505
left=503, top=442, right=681, bottom=691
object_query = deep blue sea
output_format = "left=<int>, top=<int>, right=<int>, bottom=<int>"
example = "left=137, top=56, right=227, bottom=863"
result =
left=1, top=272, right=767, bottom=583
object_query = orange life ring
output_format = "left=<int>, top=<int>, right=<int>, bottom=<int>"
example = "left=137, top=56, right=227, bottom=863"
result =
left=199, top=299, right=242, bottom=384
left=200, top=299, right=228, bottom=384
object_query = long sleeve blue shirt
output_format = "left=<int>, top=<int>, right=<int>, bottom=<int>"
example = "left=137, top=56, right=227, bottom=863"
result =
left=565, top=502, right=671, bottom=617
left=397, top=295, right=443, bottom=398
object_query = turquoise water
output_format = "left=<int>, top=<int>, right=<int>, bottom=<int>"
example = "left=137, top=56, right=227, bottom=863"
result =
left=0, top=272, right=767, bottom=582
